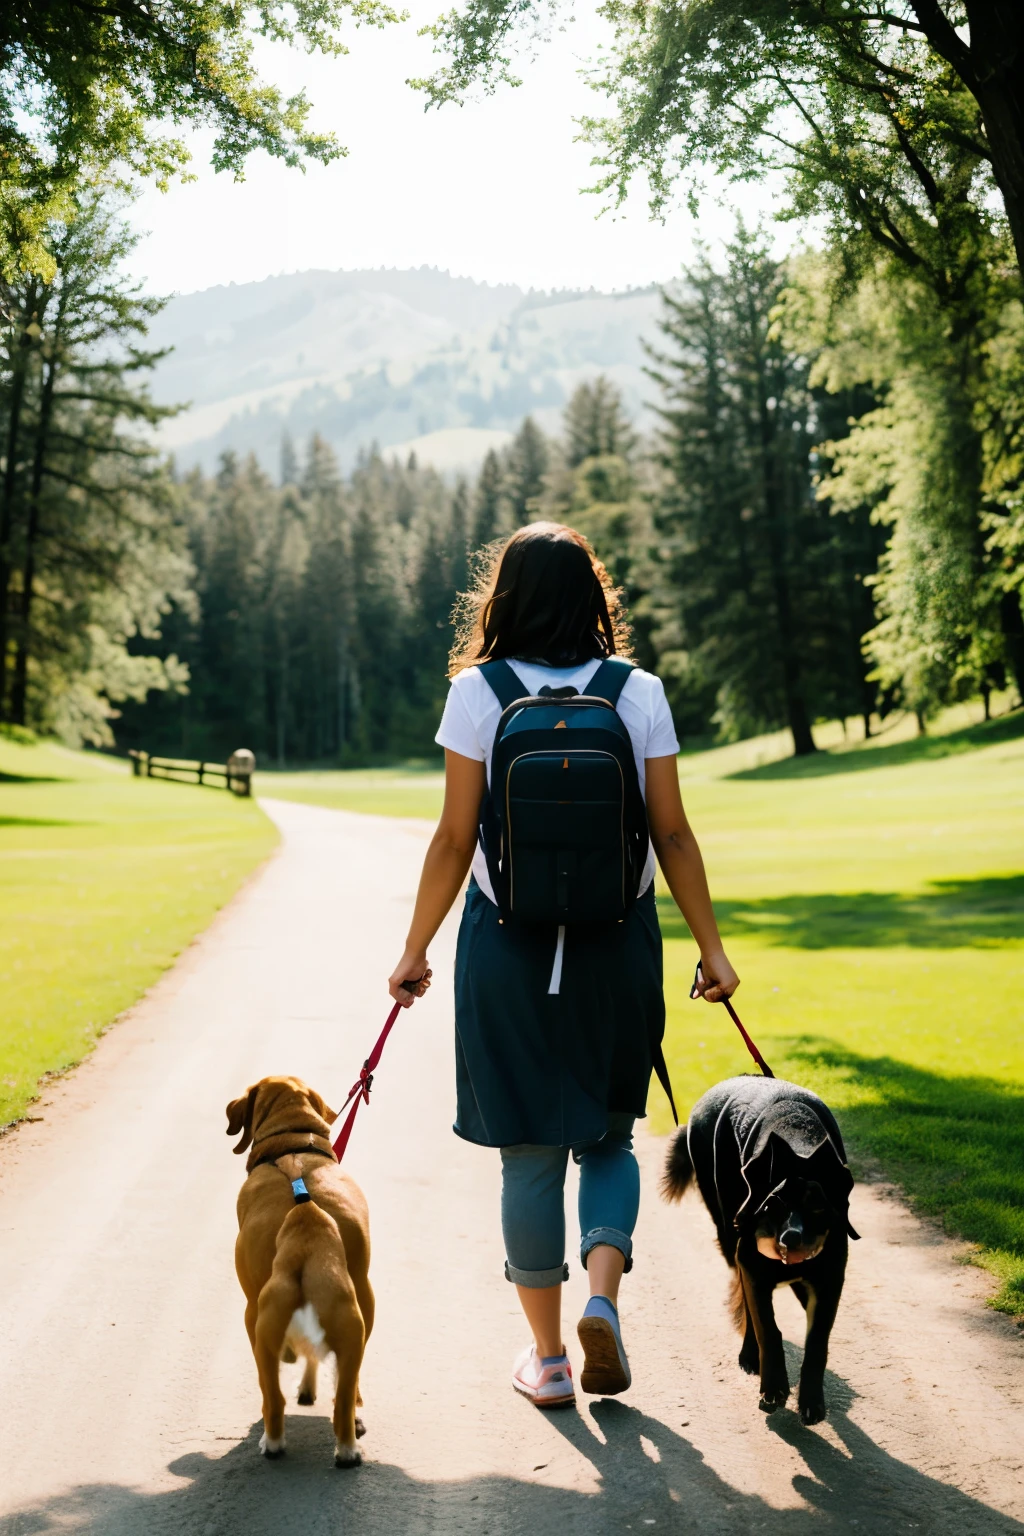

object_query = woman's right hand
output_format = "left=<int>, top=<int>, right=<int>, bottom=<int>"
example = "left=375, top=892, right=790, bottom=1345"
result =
left=695, top=949, right=739, bottom=1004
left=389, top=949, right=432, bottom=1007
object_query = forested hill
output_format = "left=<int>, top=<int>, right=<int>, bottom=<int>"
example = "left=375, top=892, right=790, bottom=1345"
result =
left=147, top=267, right=664, bottom=475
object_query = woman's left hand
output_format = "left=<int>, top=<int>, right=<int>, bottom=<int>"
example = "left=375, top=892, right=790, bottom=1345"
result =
left=694, top=949, right=739, bottom=1003
left=389, top=950, right=432, bottom=1007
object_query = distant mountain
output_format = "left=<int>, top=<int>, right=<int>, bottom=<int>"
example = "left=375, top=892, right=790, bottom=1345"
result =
left=148, top=267, right=669, bottom=475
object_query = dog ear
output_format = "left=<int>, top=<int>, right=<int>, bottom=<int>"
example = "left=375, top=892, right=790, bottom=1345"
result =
left=735, top=1140, right=781, bottom=1226
left=225, top=1085, right=259, bottom=1154
left=309, top=1089, right=337, bottom=1125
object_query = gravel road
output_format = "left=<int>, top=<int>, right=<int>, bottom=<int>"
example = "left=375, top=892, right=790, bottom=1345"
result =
left=0, top=797, right=1022, bottom=1535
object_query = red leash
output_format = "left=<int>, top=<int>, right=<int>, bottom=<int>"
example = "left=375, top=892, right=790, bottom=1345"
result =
left=330, top=1000, right=404, bottom=1161
left=691, top=962, right=774, bottom=1078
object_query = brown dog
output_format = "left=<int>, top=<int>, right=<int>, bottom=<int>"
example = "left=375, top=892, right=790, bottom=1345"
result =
left=226, top=1075, right=374, bottom=1467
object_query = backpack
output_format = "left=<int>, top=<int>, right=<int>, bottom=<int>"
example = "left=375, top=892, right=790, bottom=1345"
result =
left=477, top=657, right=650, bottom=926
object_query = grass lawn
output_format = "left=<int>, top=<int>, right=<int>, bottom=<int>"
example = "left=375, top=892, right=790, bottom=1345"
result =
left=261, top=700, right=1024, bottom=1316
left=257, top=763, right=446, bottom=820
left=0, top=736, right=277, bottom=1129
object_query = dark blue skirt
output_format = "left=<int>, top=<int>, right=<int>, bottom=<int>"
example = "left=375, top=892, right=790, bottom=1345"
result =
left=453, top=879, right=666, bottom=1148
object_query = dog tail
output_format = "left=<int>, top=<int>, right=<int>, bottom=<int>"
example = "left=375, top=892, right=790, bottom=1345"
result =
left=661, top=1125, right=694, bottom=1202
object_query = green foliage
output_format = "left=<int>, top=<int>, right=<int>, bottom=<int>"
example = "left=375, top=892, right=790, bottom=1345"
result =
left=532, top=377, right=657, bottom=664
left=124, top=438, right=473, bottom=763
left=787, top=249, right=1024, bottom=718
left=503, top=415, right=549, bottom=525
left=643, top=228, right=881, bottom=751
left=0, top=193, right=192, bottom=744
left=413, top=1, right=1024, bottom=279
left=0, top=0, right=404, bottom=234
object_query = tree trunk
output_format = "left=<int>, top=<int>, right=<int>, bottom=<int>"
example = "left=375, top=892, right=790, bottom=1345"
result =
left=0, top=286, right=40, bottom=718
left=749, top=331, right=817, bottom=756
left=337, top=624, right=348, bottom=755
left=9, top=294, right=61, bottom=726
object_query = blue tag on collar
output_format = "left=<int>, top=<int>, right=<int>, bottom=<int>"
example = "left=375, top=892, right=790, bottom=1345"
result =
left=291, top=1177, right=311, bottom=1204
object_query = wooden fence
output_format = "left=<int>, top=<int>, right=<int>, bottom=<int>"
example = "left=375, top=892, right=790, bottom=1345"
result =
left=129, top=749, right=255, bottom=797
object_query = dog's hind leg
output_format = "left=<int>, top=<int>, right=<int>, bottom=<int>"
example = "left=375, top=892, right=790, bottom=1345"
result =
left=254, top=1281, right=298, bottom=1457
left=350, top=1275, right=374, bottom=1438
left=325, top=1298, right=366, bottom=1469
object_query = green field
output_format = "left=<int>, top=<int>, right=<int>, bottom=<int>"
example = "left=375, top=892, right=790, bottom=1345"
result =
left=257, top=763, right=446, bottom=820
left=260, top=703, right=1024, bottom=1316
left=0, top=736, right=277, bottom=1128
left=656, top=707, right=1024, bottom=1317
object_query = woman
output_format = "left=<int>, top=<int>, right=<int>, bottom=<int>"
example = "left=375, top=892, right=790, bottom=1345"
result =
left=388, top=523, right=738, bottom=1409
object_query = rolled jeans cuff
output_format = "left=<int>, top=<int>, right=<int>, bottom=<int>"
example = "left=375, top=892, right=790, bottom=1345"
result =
left=504, top=1260, right=569, bottom=1288
left=580, top=1226, right=633, bottom=1273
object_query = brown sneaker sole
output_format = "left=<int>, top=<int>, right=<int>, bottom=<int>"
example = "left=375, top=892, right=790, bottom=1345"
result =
left=577, top=1315, right=630, bottom=1395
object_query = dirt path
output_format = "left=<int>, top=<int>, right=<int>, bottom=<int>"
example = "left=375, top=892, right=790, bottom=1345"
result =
left=0, top=798, right=1022, bottom=1536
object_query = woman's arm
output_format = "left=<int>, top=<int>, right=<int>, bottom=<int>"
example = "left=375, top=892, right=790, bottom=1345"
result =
left=387, top=749, right=486, bottom=1007
left=645, top=754, right=739, bottom=1002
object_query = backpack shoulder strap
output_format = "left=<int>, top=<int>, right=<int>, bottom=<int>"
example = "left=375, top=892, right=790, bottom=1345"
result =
left=477, top=659, right=526, bottom=712
left=586, top=657, right=635, bottom=708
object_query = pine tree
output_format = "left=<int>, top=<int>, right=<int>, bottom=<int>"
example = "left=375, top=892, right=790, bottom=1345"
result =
left=472, top=448, right=507, bottom=547
left=503, top=416, right=548, bottom=524
left=564, top=378, right=635, bottom=468
left=0, top=193, right=190, bottom=740
left=648, top=229, right=862, bottom=754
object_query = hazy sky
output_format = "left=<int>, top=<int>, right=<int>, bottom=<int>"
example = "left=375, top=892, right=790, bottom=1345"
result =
left=130, top=4, right=790, bottom=298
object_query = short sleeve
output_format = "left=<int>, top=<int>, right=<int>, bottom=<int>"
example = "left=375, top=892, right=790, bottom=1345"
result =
left=435, top=677, right=486, bottom=761
left=645, top=675, right=680, bottom=759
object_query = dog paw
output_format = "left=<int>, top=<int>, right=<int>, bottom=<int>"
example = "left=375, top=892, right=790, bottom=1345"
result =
left=758, top=1383, right=790, bottom=1414
left=335, top=1442, right=363, bottom=1470
left=355, top=1416, right=366, bottom=1439
left=799, top=1396, right=826, bottom=1426
left=297, top=1388, right=315, bottom=1406
left=738, top=1345, right=759, bottom=1376
left=259, top=1433, right=286, bottom=1458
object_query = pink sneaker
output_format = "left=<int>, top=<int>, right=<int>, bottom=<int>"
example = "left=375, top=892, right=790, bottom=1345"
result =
left=511, top=1345, right=576, bottom=1409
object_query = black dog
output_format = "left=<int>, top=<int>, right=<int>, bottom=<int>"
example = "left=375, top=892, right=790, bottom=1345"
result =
left=664, top=1075, right=860, bottom=1424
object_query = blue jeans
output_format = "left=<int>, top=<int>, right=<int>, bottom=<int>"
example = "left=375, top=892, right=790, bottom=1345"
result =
left=500, top=1114, right=640, bottom=1287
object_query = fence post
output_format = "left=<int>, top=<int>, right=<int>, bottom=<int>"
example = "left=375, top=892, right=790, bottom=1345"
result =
left=198, top=762, right=205, bottom=787
left=227, top=748, right=256, bottom=797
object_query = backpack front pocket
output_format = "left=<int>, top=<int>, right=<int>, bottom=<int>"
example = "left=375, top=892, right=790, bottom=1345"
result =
left=506, top=751, right=626, bottom=923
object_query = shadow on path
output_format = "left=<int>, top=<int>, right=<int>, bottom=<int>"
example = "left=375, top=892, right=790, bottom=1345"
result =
left=3, top=1391, right=1019, bottom=1536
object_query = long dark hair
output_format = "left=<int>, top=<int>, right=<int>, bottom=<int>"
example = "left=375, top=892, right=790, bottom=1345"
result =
left=449, top=522, right=631, bottom=677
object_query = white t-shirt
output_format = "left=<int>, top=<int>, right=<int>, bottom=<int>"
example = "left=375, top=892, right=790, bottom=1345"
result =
left=435, top=657, right=680, bottom=904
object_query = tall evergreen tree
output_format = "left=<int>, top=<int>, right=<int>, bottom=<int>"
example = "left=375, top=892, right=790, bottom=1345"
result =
left=502, top=416, right=549, bottom=525
left=563, top=378, right=636, bottom=468
left=472, top=448, right=507, bottom=546
left=0, top=193, right=190, bottom=741
left=648, top=229, right=871, bottom=754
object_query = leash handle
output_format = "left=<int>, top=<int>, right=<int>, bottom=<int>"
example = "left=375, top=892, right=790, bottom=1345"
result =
left=691, top=962, right=774, bottom=1079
